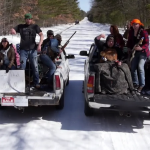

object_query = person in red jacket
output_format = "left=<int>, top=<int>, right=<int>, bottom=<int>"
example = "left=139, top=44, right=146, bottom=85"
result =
left=127, top=19, right=150, bottom=93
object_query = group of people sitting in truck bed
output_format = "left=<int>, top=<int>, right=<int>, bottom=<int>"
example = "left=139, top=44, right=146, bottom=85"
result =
left=94, top=19, right=149, bottom=94
left=0, top=13, right=63, bottom=89
left=0, top=30, right=62, bottom=89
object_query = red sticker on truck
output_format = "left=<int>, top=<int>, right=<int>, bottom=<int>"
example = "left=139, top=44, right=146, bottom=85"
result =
left=1, top=97, right=14, bottom=106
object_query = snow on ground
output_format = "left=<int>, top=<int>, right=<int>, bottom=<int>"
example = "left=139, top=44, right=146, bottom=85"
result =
left=0, top=17, right=150, bottom=150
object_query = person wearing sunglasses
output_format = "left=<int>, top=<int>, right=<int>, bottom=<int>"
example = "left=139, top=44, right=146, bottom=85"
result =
left=10, top=13, right=44, bottom=88
left=0, top=38, right=16, bottom=72
left=127, top=19, right=149, bottom=93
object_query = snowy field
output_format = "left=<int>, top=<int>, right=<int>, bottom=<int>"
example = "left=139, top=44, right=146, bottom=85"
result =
left=0, top=18, right=150, bottom=150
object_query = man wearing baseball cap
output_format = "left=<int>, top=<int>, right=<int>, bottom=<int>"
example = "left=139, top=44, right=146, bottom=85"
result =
left=10, top=13, right=44, bottom=88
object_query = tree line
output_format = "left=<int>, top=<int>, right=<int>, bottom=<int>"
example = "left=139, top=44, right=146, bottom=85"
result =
left=0, top=0, right=86, bottom=35
left=87, top=0, right=150, bottom=28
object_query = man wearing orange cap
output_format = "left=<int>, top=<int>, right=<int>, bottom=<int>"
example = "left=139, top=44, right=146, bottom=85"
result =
left=127, top=19, right=149, bottom=93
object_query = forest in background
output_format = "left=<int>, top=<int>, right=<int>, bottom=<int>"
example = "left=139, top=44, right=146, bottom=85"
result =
left=0, top=0, right=86, bottom=35
left=88, top=0, right=150, bottom=28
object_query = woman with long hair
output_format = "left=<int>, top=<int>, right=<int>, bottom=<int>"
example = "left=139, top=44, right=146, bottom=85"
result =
left=0, top=38, right=16, bottom=72
left=127, top=19, right=149, bottom=93
left=110, top=25, right=125, bottom=48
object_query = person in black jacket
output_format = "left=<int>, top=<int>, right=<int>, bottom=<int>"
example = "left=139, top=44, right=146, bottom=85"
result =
left=94, top=34, right=123, bottom=62
left=40, top=30, right=62, bottom=86
left=41, top=30, right=54, bottom=52
left=94, top=34, right=135, bottom=95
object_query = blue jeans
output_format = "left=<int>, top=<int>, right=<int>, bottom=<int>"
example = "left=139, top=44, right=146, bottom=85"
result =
left=20, top=50, right=39, bottom=85
left=40, top=54, right=56, bottom=83
left=131, top=52, right=147, bottom=87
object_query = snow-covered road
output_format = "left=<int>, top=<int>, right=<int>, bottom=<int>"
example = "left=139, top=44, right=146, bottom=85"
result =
left=0, top=18, right=150, bottom=150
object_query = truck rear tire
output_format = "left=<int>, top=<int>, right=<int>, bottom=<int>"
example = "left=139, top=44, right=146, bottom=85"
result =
left=56, top=89, right=65, bottom=110
left=84, top=99, right=93, bottom=116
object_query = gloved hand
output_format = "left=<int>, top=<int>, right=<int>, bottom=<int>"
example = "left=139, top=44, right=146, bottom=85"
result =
left=115, top=60, right=122, bottom=66
left=6, top=67, right=10, bottom=73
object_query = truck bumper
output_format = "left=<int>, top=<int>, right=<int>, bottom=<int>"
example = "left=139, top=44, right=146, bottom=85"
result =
left=88, top=94, right=150, bottom=110
left=0, top=94, right=61, bottom=107
left=28, top=96, right=60, bottom=106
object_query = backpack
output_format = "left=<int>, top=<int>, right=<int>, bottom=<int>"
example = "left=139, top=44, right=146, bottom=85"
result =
left=94, top=62, right=134, bottom=94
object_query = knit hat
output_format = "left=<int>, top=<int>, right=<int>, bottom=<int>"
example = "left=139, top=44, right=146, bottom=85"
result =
left=47, top=30, right=54, bottom=37
left=131, top=19, right=144, bottom=26
left=106, top=34, right=115, bottom=43
left=24, top=13, right=32, bottom=19
left=105, top=35, right=115, bottom=48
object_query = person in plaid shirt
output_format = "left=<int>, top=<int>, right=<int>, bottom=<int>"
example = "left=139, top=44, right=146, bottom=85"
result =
left=127, top=19, right=150, bottom=93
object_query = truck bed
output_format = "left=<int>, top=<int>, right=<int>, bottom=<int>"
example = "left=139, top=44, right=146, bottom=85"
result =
left=90, top=63, right=150, bottom=107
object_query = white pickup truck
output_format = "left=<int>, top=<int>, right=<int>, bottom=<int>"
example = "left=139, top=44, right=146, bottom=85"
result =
left=80, top=43, right=150, bottom=116
left=0, top=50, right=74, bottom=111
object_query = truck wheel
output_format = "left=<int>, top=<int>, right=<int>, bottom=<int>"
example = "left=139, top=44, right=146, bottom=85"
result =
left=56, top=89, right=65, bottom=110
left=66, top=76, right=69, bottom=86
left=84, top=99, right=93, bottom=116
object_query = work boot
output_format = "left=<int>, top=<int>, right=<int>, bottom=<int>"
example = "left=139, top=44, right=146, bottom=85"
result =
left=137, top=86, right=144, bottom=93
left=35, top=84, right=41, bottom=89
left=133, top=83, right=139, bottom=90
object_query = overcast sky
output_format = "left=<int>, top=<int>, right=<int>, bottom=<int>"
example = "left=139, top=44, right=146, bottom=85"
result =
left=78, top=0, right=91, bottom=12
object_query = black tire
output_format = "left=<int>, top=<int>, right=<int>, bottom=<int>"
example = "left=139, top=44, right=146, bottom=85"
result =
left=84, top=98, right=94, bottom=116
left=66, top=76, right=69, bottom=86
left=56, top=89, right=65, bottom=110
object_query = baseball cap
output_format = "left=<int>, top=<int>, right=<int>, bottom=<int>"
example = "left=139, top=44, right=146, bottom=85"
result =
left=131, top=19, right=144, bottom=26
left=24, top=13, right=32, bottom=19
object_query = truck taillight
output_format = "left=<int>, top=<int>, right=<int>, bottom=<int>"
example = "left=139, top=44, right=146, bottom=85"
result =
left=55, top=75, right=61, bottom=90
left=87, top=76, right=94, bottom=93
